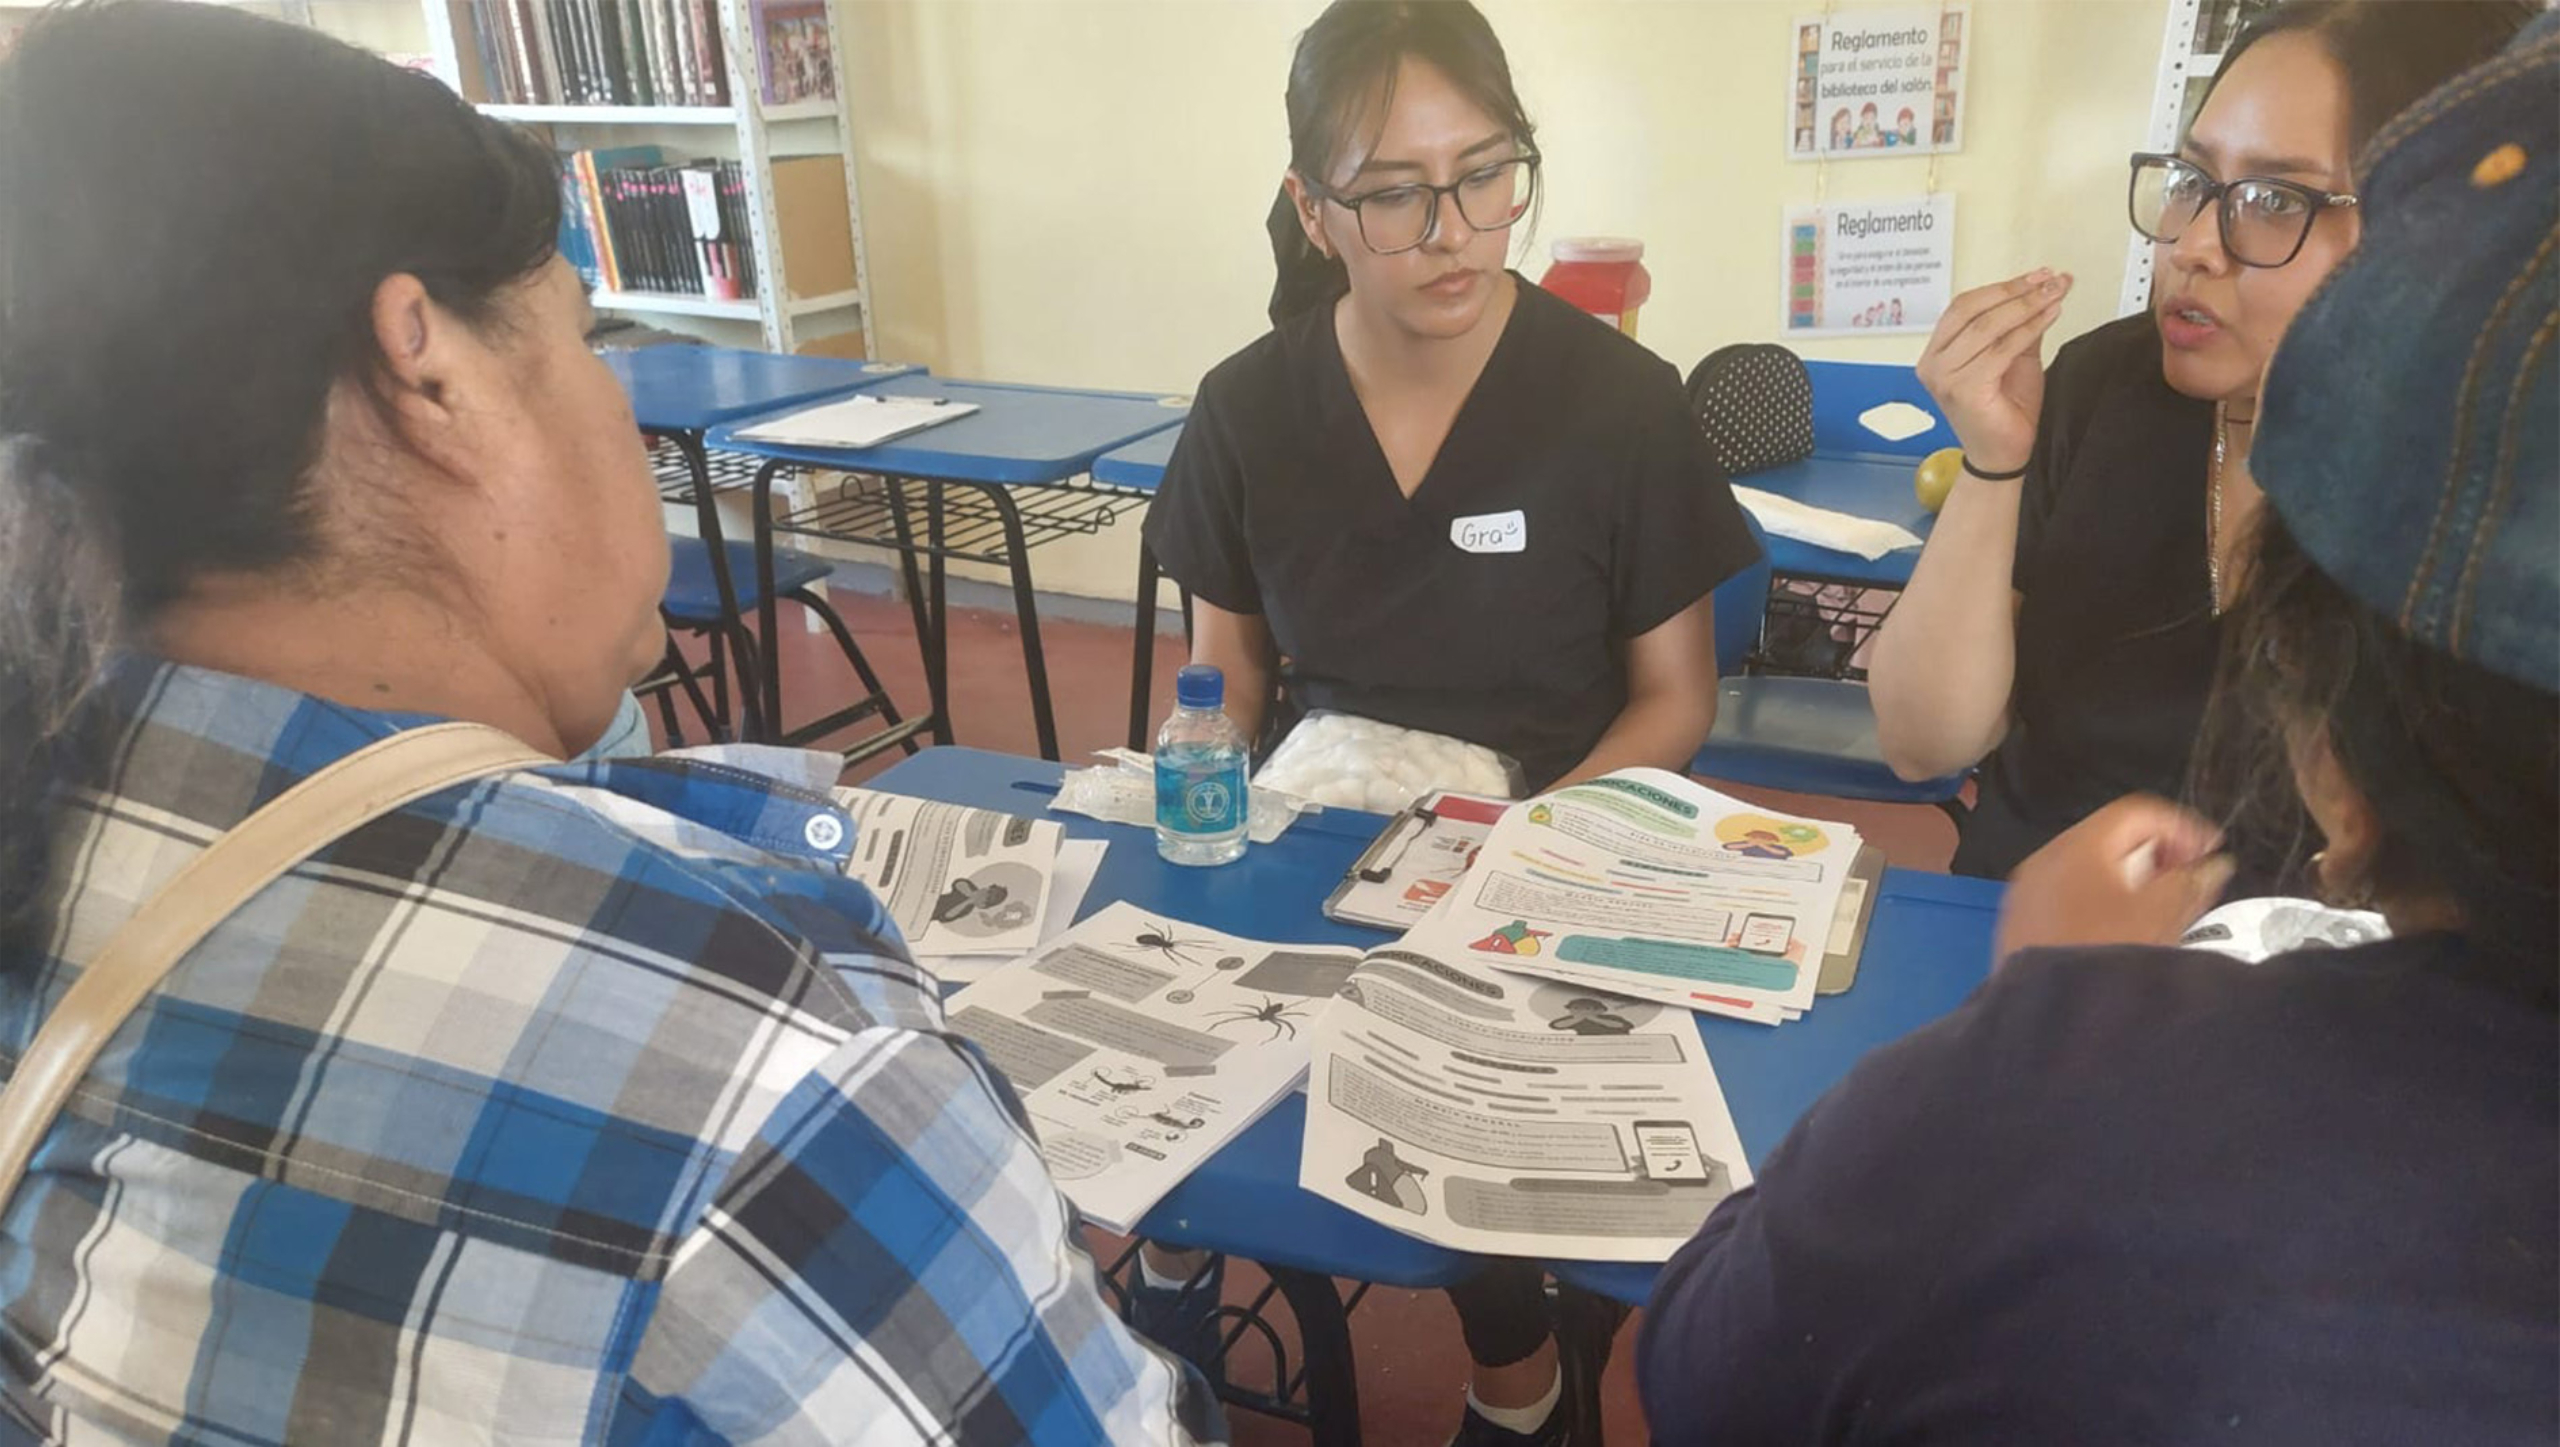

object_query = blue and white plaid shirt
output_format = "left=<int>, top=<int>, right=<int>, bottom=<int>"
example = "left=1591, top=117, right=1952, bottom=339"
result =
left=0, top=661, right=1221, bottom=1446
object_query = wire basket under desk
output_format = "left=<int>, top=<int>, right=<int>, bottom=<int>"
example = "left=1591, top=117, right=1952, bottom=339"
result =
left=648, top=440, right=1148, bottom=569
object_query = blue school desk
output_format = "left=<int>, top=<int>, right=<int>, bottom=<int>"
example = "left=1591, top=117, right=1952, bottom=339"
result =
left=1735, top=360, right=1958, bottom=590
left=708, top=377, right=1188, bottom=761
left=1093, top=427, right=1186, bottom=752
left=607, top=346, right=923, bottom=739
left=870, top=745, right=2005, bottom=1446
left=607, top=344, right=921, bottom=434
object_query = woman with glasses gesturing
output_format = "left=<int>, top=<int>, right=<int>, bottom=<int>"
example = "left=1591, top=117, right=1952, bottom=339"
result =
left=1137, top=4, right=1757, bottom=1444
left=1868, top=0, right=2531, bottom=885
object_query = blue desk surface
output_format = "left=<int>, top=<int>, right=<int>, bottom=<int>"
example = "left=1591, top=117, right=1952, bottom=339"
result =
left=1091, top=424, right=1182, bottom=493
left=707, top=376, right=1190, bottom=487
left=871, top=746, right=2002, bottom=1302
left=874, top=746, right=1475, bottom=1288
left=1803, top=359, right=1958, bottom=458
left=1740, top=449, right=1939, bottom=588
left=605, top=345, right=921, bottom=433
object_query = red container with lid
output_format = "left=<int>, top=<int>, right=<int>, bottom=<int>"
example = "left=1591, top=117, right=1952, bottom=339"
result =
left=1540, top=237, right=1652, bottom=337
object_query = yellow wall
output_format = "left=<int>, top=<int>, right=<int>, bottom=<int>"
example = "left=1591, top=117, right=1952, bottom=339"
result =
left=842, top=0, right=2169, bottom=604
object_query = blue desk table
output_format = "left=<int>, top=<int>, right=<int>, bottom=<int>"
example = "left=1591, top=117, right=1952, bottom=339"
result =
left=606, top=346, right=922, bottom=740
left=1735, top=359, right=1953, bottom=591
left=1091, top=424, right=1180, bottom=490
left=871, top=746, right=2004, bottom=1441
left=710, top=377, right=1188, bottom=761
left=607, top=345, right=921, bottom=436
left=1093, top=427, right=1185, bottom=752
left=876, top=745, right=1477, bottom=1447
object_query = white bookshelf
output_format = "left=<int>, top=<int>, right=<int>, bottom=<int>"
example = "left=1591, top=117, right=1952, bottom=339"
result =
left=420, top=0, right=875, bottom=357
left=2121, top=0, right=2278, bottom=315
left=478, top=97, right=835, bottom=125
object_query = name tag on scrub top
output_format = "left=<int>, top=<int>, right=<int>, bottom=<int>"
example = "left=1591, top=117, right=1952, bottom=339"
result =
left=1450, top=510, right=1527, bottom=554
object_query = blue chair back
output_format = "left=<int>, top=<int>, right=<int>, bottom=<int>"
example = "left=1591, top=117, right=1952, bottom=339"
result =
left=1710, top=510, right=1776, bottom=675
left=1803, top=360, right=1958, bottom=457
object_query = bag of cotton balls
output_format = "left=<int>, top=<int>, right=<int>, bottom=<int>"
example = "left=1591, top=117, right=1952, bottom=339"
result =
left=1253, top=711, right=1523, bottom=813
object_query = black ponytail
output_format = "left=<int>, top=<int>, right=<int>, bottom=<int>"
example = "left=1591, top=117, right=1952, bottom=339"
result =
left=0, top=1, right=562, bottom=930
left=1267, top=186, right=1350, bottom=330
left=1272, top=0, right=1535, bottom=326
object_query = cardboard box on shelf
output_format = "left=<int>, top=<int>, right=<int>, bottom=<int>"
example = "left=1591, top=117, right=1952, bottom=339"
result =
left=770, top=154, right=857, bottom=301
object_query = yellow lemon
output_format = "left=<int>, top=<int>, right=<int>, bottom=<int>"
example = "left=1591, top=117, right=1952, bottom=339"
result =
left=1914, top=446, right=1965, bottom=512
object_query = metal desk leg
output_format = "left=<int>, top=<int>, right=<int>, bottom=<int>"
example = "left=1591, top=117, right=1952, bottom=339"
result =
left=750, top=460, right=789, bottom=743
left=1263, top=1267, right=1362, bottom=1447
left=662, top=429, right=762, bottom=742
left=979, top=484, right=1061, bottom=762
left=1127, top=540, right=1162, bottom=753
left=923, top=484, right=956, bottom=746
left=875, top=475, right=953, bottom=752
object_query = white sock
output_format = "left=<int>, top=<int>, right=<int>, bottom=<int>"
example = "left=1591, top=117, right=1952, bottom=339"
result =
left=1137, top=1252, right=1205, bottom=1293
left=1466, top=1367, right=1561, bottom=1435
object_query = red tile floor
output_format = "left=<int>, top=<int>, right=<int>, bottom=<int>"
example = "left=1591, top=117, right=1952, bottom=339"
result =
left=656, top=583, right=1960, bottom=1447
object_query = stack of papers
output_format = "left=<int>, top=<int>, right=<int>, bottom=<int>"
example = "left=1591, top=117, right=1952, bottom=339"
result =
left=1372, top=770, right=1865, bottom=1025
left=1294, top=770, right=1871, bottom=1259
left=735, top=392, right=978, bottom=449
left=947, top=902, right=1361, bottom=1234
left=835, top=789, right=1099, bottom=976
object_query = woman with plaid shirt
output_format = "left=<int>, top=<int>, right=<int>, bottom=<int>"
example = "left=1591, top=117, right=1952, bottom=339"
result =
left=0, top=5, right=1218, bottom=1443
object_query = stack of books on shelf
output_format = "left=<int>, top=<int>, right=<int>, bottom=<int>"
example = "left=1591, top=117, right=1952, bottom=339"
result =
left=556, top=147, right=759, bottom=300
left=464, top=0, right=732, bottom=108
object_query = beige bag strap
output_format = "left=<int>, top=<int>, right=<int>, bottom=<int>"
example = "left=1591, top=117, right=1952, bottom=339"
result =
left=0, top=722, right=549, bottom=1207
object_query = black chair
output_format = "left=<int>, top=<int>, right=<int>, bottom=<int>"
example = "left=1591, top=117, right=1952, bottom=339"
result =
left=1686, top=341, right=1816, bottom=480
left=660, top=535, right=928, bottom=765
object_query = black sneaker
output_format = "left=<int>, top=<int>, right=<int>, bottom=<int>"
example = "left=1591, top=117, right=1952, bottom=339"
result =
left=1552, top=1285, right=1633, bottom=1445
left=1125, top=1252, right=1227, bottom=1387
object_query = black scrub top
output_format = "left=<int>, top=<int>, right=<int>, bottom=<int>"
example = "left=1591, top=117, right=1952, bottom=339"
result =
left=1958, top=313, right=2292, bottom=883
left=1144, top=276, right=1759, bottom=791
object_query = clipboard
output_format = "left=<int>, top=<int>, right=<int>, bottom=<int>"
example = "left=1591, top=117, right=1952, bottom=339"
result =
left=1816, top=844, right=1888, bottom=995
left=733, top=392, right=979, bottom=449
left=1322, top=792, right=1510, bottom=931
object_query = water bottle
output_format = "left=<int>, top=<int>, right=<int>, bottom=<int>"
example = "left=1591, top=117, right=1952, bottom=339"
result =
left=1155, top=665, right=1249, bottom=867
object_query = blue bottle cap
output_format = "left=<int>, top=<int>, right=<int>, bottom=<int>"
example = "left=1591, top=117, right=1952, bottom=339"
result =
left=1175, top=664, right=1224, bottom=709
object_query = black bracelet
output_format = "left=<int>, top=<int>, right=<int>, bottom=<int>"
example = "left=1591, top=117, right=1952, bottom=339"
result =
left=1962, top=456, right=2030, bottom=482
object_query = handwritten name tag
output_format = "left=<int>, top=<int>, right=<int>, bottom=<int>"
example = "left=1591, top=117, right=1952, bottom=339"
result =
left=1450, top=509, right=1527, bottom=555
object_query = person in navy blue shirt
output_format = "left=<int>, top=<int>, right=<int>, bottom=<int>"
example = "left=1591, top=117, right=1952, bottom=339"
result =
left=1639, top=21, right=2559, bottom=1444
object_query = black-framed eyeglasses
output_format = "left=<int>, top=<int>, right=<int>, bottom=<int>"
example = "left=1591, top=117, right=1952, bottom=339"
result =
left=2128, top=152, right=2357, bottom=269
left=1314, top=154, right=1540, bottom=255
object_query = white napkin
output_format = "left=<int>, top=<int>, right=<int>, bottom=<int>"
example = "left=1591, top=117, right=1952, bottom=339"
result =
left=1732, top=485, right=1925, bottom=561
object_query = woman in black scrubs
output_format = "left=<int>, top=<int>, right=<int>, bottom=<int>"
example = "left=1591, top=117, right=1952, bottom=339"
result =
left=1868, top=0, right=2531, bottom=882
left=1138, top=4, right=1757, bottom=1443
left=1145, top=5, right=1756, bottom=799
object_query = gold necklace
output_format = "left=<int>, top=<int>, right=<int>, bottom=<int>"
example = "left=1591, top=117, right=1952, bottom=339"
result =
left=2208, top=403, right=2227, bottom=617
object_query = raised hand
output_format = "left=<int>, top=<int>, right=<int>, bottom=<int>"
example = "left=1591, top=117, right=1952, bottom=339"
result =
left=1916, top=269, right=2074, bottom=477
